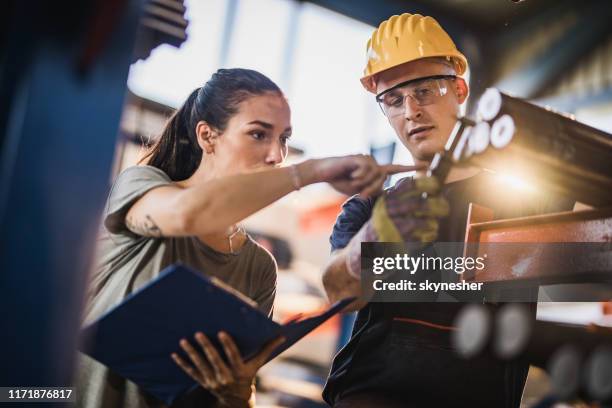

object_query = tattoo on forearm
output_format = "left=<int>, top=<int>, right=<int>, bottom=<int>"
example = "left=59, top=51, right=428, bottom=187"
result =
left=126, top=214, right=163, bottom=237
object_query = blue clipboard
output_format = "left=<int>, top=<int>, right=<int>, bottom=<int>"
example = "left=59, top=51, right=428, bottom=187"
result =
left=79, top=264, right=353, bottom=405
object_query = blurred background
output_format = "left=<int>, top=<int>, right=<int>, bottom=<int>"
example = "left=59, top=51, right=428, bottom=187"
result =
left=117, top=1, right=612, bottom=406
left=1, top=0, right=611, bottom=407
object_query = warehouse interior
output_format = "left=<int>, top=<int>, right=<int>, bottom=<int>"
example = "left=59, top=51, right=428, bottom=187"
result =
left=1, top=0, right=612, bottom=407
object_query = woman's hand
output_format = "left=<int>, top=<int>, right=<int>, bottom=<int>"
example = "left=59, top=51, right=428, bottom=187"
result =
left=303, top=155, right=423, bottom=198
left=171, top=332, right=285, bottom=407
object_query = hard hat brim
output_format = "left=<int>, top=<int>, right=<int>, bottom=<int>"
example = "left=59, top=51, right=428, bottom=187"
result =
left=361, top=53, right=468, bottom=94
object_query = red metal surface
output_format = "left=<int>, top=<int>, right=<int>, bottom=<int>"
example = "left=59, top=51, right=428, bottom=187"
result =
left=462, top=207, right=612, bottom=285
left=464, top=203, right=494, bottom=243
left=466, top=207, right=612, bottom=243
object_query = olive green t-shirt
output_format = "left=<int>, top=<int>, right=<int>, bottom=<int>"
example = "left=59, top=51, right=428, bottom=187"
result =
left=76, top=165, right=277, bottom=408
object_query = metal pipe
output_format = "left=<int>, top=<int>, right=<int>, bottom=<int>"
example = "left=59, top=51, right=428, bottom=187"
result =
left=453, top=304, right=612, bottom=366
left=453, top=304, right=612, bottom=404
left=494, top=304, right=612, bottom=368
left=585, top=345, right=612, bottom=403
left=451, top=303, right=494, bottom=358
left=430, top=89, right=612, bottom=206
left=547, top=344, right=584, bottom=401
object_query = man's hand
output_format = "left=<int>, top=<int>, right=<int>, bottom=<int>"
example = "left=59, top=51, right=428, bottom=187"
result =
left=172, top=332, right=285, bottom=407
left=373, top=176, right=450, bottom=242
left=323, top=175, right=450, bottom=309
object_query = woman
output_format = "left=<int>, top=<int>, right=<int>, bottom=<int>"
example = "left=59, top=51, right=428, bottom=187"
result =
left=77, top=68, right=410, bottom=408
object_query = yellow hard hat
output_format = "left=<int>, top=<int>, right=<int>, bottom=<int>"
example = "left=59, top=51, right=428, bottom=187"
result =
left=361, top=13, right=468, bottom=93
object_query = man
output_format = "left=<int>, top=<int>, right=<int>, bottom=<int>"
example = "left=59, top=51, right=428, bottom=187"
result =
left=321, top=13, right=573, bottom=407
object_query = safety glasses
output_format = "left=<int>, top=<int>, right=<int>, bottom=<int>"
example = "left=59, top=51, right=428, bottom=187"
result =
left=375, top=75, right=457, bottom=118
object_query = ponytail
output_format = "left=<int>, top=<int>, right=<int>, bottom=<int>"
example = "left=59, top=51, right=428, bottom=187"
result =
left=141, top=68, right=281, bottom=181
left=141, top=89, right=201, bottom=180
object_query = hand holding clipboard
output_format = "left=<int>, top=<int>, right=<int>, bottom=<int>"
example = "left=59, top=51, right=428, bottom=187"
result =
left=79, top=264, right=353, bottom=405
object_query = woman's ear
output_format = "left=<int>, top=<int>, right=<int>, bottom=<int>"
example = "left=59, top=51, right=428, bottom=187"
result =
left=195, top=121, right=216, bottom=154
left=455, top=77, right=469, bottom=104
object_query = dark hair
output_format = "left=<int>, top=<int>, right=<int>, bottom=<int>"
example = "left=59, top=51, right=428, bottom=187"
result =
left=141, top=68, right=282, bottom=181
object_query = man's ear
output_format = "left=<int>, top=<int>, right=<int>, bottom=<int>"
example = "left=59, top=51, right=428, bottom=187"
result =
left=195, top=121, right=217, bottom=154
left=455, top=77, right=469, bottom=104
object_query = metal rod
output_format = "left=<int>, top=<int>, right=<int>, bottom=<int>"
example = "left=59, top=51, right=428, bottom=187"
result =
left=467, top=89, right=612, bottom=206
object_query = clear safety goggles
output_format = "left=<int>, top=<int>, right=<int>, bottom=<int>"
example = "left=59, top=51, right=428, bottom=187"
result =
left=375, top=75, right=457, bottom=118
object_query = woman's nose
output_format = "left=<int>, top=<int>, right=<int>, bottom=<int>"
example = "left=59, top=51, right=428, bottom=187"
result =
left=265, top=143, right=285, bottom=166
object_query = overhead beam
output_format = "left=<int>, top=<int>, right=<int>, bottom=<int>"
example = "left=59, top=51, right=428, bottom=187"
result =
left=301, top=0, right=484, bottom=49
left=494, top=0, right=612, bottom=98
left=490, top=0, right=576, bottom=55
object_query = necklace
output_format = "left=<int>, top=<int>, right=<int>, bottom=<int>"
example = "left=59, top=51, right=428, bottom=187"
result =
left=227, top=226, right=244, bottom=254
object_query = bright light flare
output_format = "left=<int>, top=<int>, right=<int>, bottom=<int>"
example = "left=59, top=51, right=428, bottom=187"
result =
left=494, top=172, right=536, bottom=192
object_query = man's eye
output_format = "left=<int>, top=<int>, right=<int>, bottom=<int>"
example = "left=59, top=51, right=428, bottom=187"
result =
left=386, top=95, right=404, bottom=107
left=414, top=87, right=434, bottom=97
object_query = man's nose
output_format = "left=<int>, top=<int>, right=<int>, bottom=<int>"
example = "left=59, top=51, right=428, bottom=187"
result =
left=403, top=96, right=423, bottom=121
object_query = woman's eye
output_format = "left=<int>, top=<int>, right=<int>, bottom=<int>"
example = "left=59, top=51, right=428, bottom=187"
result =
left=250, top=132, right=265, bottom=140
left=280, top=136, right=291, bottom=145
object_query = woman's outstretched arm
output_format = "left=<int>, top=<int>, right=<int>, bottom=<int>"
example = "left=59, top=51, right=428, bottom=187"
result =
left=124, top=155, right=416, bottom=237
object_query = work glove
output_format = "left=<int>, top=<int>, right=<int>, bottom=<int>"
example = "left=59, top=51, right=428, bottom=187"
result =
left=372, top=176, right=450, bottom=242
left=345, top=176, right=450, bottom=279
